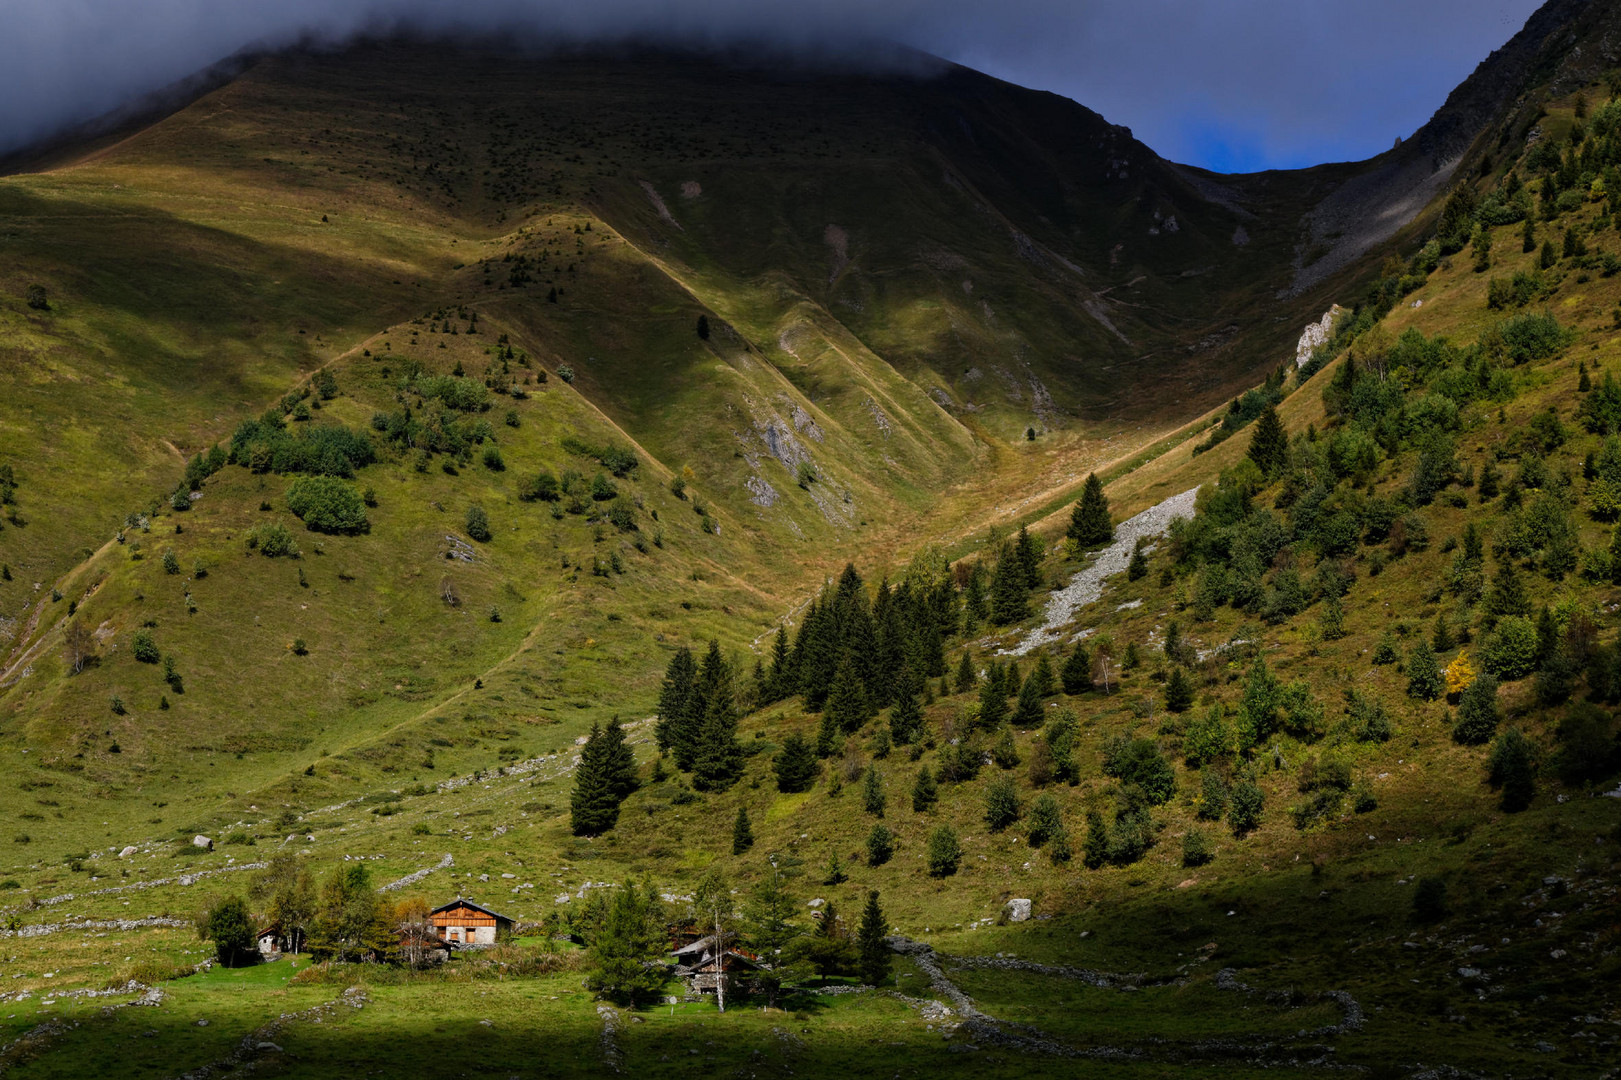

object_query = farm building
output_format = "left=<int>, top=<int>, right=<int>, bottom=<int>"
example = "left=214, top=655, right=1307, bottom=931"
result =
left=672, top=934, right=762, bottom=995
left=429, top=899, right=513, bottom=946
left=255, top=925, right=285, bottom=957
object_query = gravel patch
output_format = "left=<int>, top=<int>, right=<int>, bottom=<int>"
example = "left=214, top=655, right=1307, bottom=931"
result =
left=1005, top=487, right=1199, bottom=656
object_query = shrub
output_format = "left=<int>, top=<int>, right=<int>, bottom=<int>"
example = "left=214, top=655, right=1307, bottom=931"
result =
left=465, top=505, right=491, bottom=542
left=1026, top=793, right=1062, bottom=846
left=983, top=776, right=1020, bottom=831
left=1101, top=737, right=1175, bottom=804
left=1487, top=728, right=1537, bottom=811
left=1182, top=828, right=1214, bottom=867
left=132, top=629, right=160, bottom=664
left=1228, top=779, right=1264, bottom=837
left=482, top=445, right=505, bottom=471
left=1452, top=673, right=1502, bottom=745
left=1412, top=877, right=1449, bottom=922
left=1480, top=616, right=1538, bottom=680
left=926, top=825, right=961, bottom=877
left=283, top=476, right=369, bottom=534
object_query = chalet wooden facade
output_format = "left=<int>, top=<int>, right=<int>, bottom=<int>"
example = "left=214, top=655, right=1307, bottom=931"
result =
left=428, top=899, right=513, bottom=946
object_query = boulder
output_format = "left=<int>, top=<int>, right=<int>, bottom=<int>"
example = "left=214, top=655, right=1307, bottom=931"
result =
left=1004, top=898, right=1032, bottom=923
left=119, top=846, right=138, bottom=858
left=192, top=835, right=213, bottom=850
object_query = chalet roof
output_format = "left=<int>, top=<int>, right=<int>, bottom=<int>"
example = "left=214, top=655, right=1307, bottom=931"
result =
left=255, top=924, right=282, bottom=938
left=429, top=898, right=514, bottom=923
left=691, top=951, right=762, bottom=973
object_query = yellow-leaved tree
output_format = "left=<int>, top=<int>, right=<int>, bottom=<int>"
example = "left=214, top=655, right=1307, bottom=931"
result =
left=1445, top=652, right=1476, bottom=699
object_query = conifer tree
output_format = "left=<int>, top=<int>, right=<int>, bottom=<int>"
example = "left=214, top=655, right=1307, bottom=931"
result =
left=1068, top=473, right=1113, bottom=547
left=984, top=776, right=1020, bottom=831
left=1246, top=404, right=1289, bottom=479
left=763, top=627, right=791, bottom=704
left=773, top=733, right=819, bottom=793
left=600, top=716, right=638, bottom=800
left=990, top=545, right=1029, bottom=624
left=691, top=642, right=743, bottom=791
left=955, top=650, right=976, bottom=694
left=1029, top=653, right=1056, bottom=698
left=1082, top=810, right=1108, bottom=869
left=866, top=823, right=894, bottom=866
left=978, top=673, right=1009, bottom=729
left=571, top=723, right=620, bottom=836
left=1486, top=560, right=1531, bottom=617
left=1488, top=728, right=1536, bottom=811
left=856, top=891, right=891, bottom=986
left=826, top=652, right=873, bottom=734
left=1452, top=673, right=1501, bottom=744
left=1406, top=642, right=1444, bottom=701
left=1236, top=655, right=1280, bottom=752
left=926, top=826, right=960, bottom=876
left=1164, top=666, right=1194, bottom=713
left=1126, top=539, right=1149, bottom=581
left=888, top=672, right=923, bottom=745
left=1014, top=525, right=1042, bottom=589
left=862, top=764, right=886, bottom=817
left=912, top=765, right=938, bottom=812
left=1432, top=613, right=1454, bottom=653
left=655, top=647, right=697, bottom=759
left=1026, top=793, right=1062, bottom=846
left=991, top=724, right=1021, bottom=768
left=1061, top=640, right=1093, bottom=694
left=732, top=807, right=754, bottom=854
left=1011, top=671, right=1044, bottom=727
left=815, top=709, right=839, bottom=759
left=962, top=564, right=989, bottom=628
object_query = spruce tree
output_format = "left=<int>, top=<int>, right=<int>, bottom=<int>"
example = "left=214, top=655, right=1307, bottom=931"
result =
left=990, top=545, right=1029, bottom=624
left=866, top=823, right=894, bottom=866
left=773, top=733, right=819, bottom=793
left=1452, top=673, right=1501, bottom=744
left=912, top=765, right=938, bottom=812
left=691, top=642, right=743, bottom=791
left=1246, top=404, right=1289, bottom=479
left=826, top=652, right=873, bottom=733
left=732, top=807, right=754, bottom=854
left=1026, top=793, right=1062, bottom=846
left=1011, top=671, right=1044, bottom=727
left=600, top=716, right=639, bottom=800
left=862, top=764, right=886, bottom=817
left=962, top=563, right=989, bottom=628
left=978, top=673, right=1009, bottom=729
left=1068, top=473, right=1113, bottom=547
left=815, top=709, right=839, bottom=758
left=856, top=891, right=892, bottom=986
left=1029, top=653, right=1056, bottom=698
left=571, top=723, right=619, bottom=836
left=991, top=724, right=1021, bottom=768
left=1164, top=666, right=1194, bottom=713
left=1014, top=526, right=1042, bottom=589
left=763, top=626, right=791, bottom=704
left=1432, top=613, right=1454, bottom=653
left=655, top=647, right=697, bottom=760
left=955, top=650, right=976, bottom=694
left=1061, top=641, right=1092, bottom=694
left=888, top=673, right=922, bottom=745
left=1082, top=810, right=1108, bottom=869
left=1126, top=539, right=1149, bottom=581
left=1486, top=560, right=1530, bottom=617
left=984, top=776, right=1020, bottom=830
left=926, top=826, right=961, bottom=876
left=1487, top=728, right=1536, bottom=811
left=1406, top=643, right=1444, bottom=701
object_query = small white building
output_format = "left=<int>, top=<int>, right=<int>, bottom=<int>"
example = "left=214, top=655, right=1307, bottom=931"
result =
left=256, top=924, right=285, bottom=957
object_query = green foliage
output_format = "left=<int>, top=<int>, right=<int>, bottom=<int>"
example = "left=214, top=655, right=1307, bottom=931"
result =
left=1412, top=876, right=1449, bottom=922
left=1011, top=669, right=1044, bottom=726
left=1481, top=616, right=1539, bottom=680
left=518, top=470, right=561, bottom=502
left=989, top=544, right=1030, bottom=624
left=464, top=504, right=491, bottom=542
left=1487, top=728, right=1537, bottom=812
left=1372, top=630, right=1399, bottom=665
left=1406, top=643, right=1444, bottom=701
left=248, top=522, right=300, bottom=558
left=1026, top=793, right=1062, bottom=847
left=132, top=628, right=160, bottom=664
left=773, top=734, right=818, bottom=793
left=285, top=476, right=369, bottom=534
left=856, top=891, right=892, bottom=987
left=732, top=806, right=754, bottom=854
left=1182, top=827, right=1214, bottom=868
left=200, top=895, right=256, bottom=967
left=570, top=718, right=639, bottom=836
left=984, top=775, right=1020, bottom=831
left=561, top=435, right=639, bottom=477
left=1228, top=778, right=1264, bottom=837
left=1060, top=641, right=1092, bottom=694
left=1101, top=736, right=1175, bottom=804
left=1164, top=666, right=1194, bottom=713
left=1246, top=404, right=1289, bottom=479
left=1184, top=705, right=1233, bottom=767
left=926, top=824, right=961, bottom=876
left=911, top=765, right=938, bottom=812
left=1452, top=673, right=1502, bottom=745
left=862, top=764, right=886, bottom=817
left=1082, top=810, right=1109, bottom=869
left=1067, top=473, right=1113, bottom=546
left=866, top=823, right=894, bottom=866
left=584, top=880, right=667, bottom=1006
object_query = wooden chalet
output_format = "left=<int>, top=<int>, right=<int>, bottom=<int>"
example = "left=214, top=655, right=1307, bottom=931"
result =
left=429, top=899, right=513, bottom=947
left=672, top=933, right=763, bottom=994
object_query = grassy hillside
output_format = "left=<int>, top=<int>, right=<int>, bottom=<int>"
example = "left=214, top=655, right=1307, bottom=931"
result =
left=1, top=26, right=1620, bottom=1080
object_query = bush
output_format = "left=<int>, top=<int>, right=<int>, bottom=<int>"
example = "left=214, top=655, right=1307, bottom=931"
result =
left=1452, top=673, right=1502, bottom=745
left=926, top=825, right=961, bottom=877
left=1228, top=779, right=1264, bottom=837
left=1412, top=877, right=1449, bottom=922
left=248, top=522, right=299, bottom=558
left=519, top=471, right=560, bottom=502
left=465, top=505, right=491, bottom=542
left=1101, top=737, right=1175, bottom=804
left=482, top=445, right=505, bottom=471
left=1487, top=728, right=1537, bottom=811
left=132, top=629, right=160, bottom=664
left=285, top=476, right=369, bottom=534
left=983, top=776, right=1020, bottom=831
left=1182, top=828, right=1214, bottom=867
left=1480, top=616, right=1538, bottom=680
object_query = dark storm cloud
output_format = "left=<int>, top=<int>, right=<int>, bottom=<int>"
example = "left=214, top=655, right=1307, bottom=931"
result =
left=2, top=0, right=1546, bottom=170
